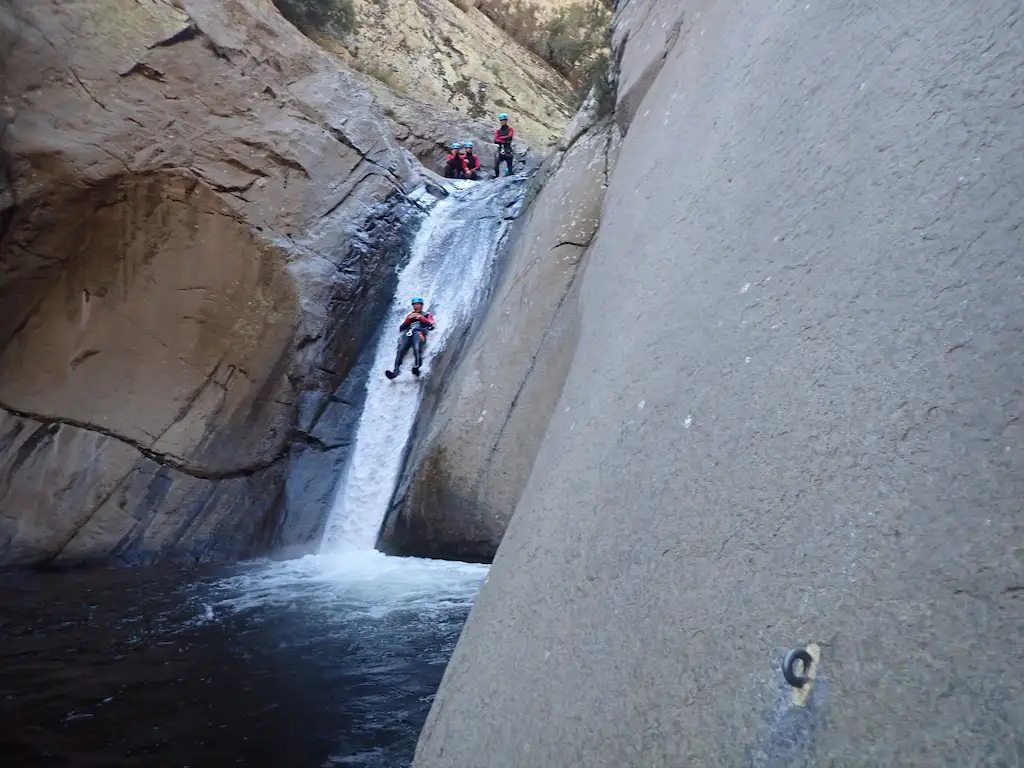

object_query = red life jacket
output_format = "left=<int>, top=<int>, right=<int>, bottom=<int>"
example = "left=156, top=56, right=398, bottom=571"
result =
left=400, top=311, right=435, bottom=331
left=494, top=125, right=515, bottom=145
left=446, top=153, right=468, bottom=172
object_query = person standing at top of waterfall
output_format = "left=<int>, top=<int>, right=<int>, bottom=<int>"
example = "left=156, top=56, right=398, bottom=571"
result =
left=462, top=141, right=481, bottom=180
left=385, top=298, right=436, bottom=379
left=493, top=113, right=515, bottom=178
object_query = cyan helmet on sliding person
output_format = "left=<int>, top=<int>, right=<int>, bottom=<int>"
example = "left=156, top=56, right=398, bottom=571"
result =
left=450, top=142, right=461, bottom=149
left=411, top=297, right=424, bottom=305
left=498, top=113, right=508, bottom=121
left=463, top=141, right=473, bottom=149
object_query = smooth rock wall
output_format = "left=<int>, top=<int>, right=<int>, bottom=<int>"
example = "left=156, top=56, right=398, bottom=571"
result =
left=415, top=1, right=1024, bottom=764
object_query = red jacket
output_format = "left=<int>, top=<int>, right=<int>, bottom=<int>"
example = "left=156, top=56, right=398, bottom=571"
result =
left=400, top=311, right=435, bottom=332
left=494, top=125, right=514, bottom=147
left=445, top=152, right=468, bottom=172
left=463, top=151, right=481, bottom=172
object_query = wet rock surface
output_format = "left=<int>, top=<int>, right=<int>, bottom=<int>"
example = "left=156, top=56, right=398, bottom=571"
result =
left=415, top=0, right=1024, bottom=765
left=380, top=120, right=616, bottom=562
left=0, top=0, right=423, bottom=566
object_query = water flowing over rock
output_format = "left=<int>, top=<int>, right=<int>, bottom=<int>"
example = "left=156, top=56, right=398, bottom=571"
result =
left=380, top=119, right=617, bottom=562
left=0, top=0, right=442, bottom=566
left=415, top=0, right=1024, bottom=765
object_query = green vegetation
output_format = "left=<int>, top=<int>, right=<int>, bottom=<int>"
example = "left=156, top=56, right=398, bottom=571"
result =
left=272, top=0, right=358, bottom=37
left=477, top=0, right=612, bottom=103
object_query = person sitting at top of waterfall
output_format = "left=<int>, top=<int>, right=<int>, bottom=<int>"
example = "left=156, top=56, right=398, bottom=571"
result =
left=493, top=113, right=515, bottom=178
left=444, top=143, right=467, bottom=179
left=385, top=297, right=436, bottom=379
left=462, top=141, right=481, bottom=180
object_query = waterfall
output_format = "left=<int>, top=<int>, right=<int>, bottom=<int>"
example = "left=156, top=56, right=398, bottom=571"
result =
left=319, top=178, right=524, bottom=553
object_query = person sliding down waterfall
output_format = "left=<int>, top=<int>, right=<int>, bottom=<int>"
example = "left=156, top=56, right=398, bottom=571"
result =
left=462, top=141, right=482, bottom=180
left=444, top=143, right=467, bottom=179
left=493, top=113, right=515, bottom=178
left=384, top=298, right=436, bottom=379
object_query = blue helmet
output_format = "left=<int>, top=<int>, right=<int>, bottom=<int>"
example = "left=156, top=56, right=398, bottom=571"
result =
left=450, top=142, right=461, bottom=149
left=498, top=113, right=508, bottom=121
left=411, top=297, right=424, bottom=305
left=463, top=140, right=473, bottom=149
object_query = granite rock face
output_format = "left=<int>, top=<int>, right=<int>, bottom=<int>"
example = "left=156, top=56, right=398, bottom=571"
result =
left=415, top=0, right=1024, bottom=765
left=0, top=0, right=424, bottom=566
left=338, top=0, right=576, bottom=149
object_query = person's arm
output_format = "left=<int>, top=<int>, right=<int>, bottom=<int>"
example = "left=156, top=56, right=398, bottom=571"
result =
left=399, top=313, right=413, bottom=330
left=423, top=313, right=436, bottom=330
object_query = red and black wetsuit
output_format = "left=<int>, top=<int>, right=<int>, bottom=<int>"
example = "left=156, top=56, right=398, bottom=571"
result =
left=392, top=312, right=436, bottom=373
left=462, top=151, right=481, bottom=180
left=463, top=151, right=481, bottom=180
left=494, top=125, right=515, bottom=177
left=444, top=152, right=467, bottom=179
left=399, top=311, right=435, bottom=334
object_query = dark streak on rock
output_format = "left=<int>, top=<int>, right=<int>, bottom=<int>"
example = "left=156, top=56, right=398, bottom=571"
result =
left=0, top=400, right=290, bottom=481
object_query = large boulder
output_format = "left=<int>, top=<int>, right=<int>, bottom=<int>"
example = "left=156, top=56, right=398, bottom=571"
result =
left=379, top=119, right=617, bottom=562
left=415, top=0, right=1024, bottom=765
left=0, top=0, right=423, bottom=566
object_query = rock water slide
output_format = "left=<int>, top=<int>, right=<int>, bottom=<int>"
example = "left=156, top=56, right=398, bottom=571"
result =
left=321, top=177, right=527, bottom=553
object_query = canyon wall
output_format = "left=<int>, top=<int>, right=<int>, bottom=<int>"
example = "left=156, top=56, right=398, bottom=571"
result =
left=415, top=0, right=1024, bottom=764
left=0, top=0, right=495, bottom=566
left=340, top=0, right=576, bottom=149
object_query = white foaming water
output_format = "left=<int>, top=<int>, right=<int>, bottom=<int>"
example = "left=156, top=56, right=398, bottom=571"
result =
left=197, top=550, right=489, bottom=624
left=319, top=178, right=521, bottom=553
left=196, top=178, right=521, bottom=631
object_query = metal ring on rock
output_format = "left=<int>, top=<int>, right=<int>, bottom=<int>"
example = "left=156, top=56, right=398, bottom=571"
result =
left=782, top=647, right=813, bottom=688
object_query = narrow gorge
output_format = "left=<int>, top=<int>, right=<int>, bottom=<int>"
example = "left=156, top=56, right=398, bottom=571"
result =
left=1, top=0, right=1021, bottom=765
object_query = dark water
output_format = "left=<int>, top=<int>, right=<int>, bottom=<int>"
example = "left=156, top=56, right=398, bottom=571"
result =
left=0, top=551, right=487, bottom=768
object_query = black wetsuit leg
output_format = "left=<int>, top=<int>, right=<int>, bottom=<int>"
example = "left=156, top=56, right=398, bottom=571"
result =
left=411, top=332, right=425, bottom=369
left=494, top=149, right=513, bottom=177
left=394, top=333, right=413, bottom=371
